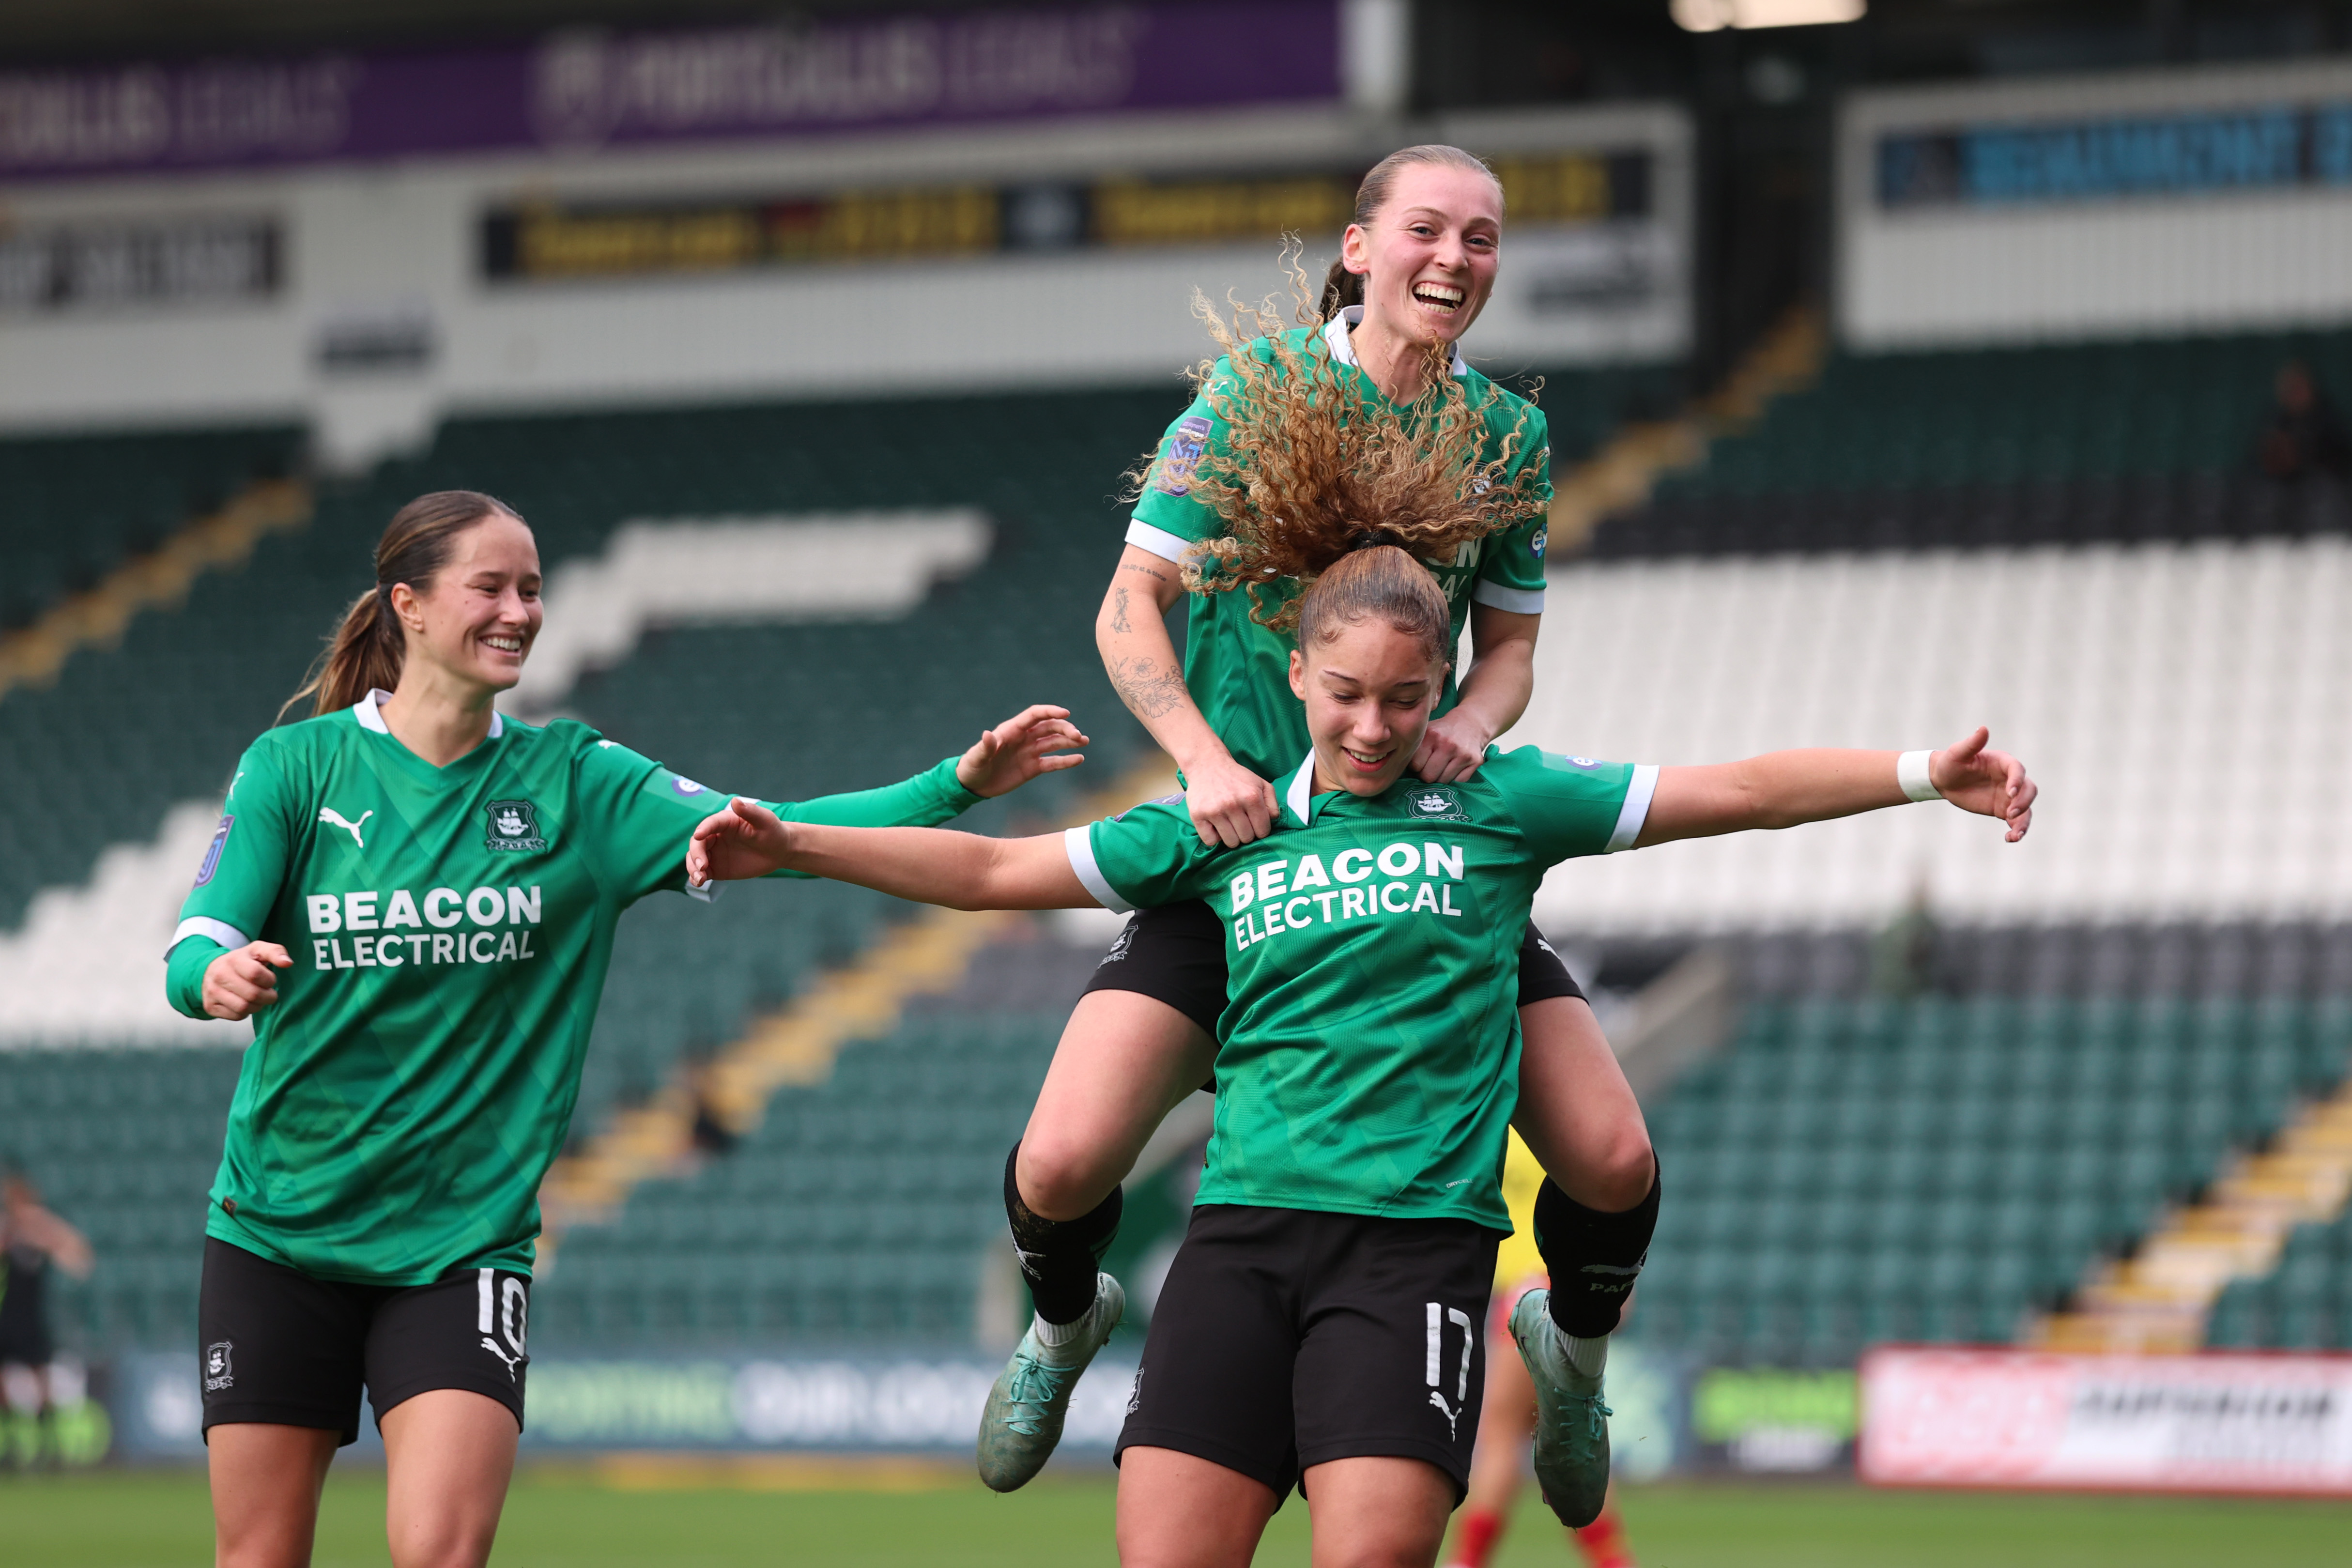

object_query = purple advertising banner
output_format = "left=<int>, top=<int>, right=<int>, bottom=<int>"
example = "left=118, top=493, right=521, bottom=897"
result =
left=0, top=0, right=1339, bottom=182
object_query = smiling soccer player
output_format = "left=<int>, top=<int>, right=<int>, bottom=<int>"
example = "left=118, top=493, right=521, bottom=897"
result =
left=164, top=489, right=1086, bottom=1568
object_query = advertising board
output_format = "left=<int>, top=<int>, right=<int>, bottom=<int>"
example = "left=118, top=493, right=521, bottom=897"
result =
left=1859, top=1345, right=2352, bottom=1495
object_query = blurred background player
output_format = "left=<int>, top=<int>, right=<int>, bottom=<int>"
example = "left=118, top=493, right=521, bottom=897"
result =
left=0, top=1168, right=94, bottom=1470
left=1445, top=1131, right=1637, bottom=1568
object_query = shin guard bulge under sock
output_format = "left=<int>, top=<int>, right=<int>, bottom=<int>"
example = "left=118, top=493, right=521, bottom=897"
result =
left=1533, top=1157, right=1662, bottom=1339
left=1002, top=1140, right=1123, bottom=1325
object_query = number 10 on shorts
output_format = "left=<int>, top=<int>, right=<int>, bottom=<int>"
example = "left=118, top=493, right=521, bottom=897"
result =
left=1427, top=1302, right=1474, bottom=1438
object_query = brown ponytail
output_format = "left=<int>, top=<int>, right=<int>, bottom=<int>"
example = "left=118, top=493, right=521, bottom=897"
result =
left=1320, top=144, right=1505, bottom=321
left=1297, top=545, right=1452, bottom=668
left=281, top=489, right=522, bottom=721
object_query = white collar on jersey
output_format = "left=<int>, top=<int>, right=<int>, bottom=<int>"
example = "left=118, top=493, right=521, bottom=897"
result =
left=1284, top=753, right=1318, bottom=827
left=1322, top=304, right=1469, bottom=379
left=353, top=688, right=504, bottom=740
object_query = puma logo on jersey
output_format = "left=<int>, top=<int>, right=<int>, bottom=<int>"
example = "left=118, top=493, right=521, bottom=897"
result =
left=480, top=1337, right=523, bottom=1380
left=319, top=807, right=374, bottom=848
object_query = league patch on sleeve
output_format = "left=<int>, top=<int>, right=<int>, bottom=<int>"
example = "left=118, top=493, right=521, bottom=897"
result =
left=193, top=815, right=234, bottom=887
left=1152, top=416, right=1214, bottom=497
left=1530, top=526, right=1548, bottom=558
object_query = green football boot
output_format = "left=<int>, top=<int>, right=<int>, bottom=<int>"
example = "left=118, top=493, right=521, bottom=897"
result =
left=1509, top=1286, right=1614, bottom=1528
left=976, top=1272, right=1125, bottom=1492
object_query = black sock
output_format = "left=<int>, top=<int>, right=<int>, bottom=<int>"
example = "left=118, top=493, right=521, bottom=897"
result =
left=1532, top=1158, right=1661, bottom=1339
left=1003, top=1141, right=1122, bottom=1326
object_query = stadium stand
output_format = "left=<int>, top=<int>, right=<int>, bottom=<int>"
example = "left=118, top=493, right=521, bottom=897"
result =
left=1587, top=328, right=2352, bottom=558
left=1621, top=927, right=2352, bottom=1368
left=2211, top=1202, right=2352, bottom=1352
left=0, top=424, right=299, bottom=633
left=0, top=1047, right=240, bottom=1351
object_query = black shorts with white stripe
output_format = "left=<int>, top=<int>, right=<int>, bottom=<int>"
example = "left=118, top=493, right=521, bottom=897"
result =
left=196, top=1235, right=529, bottom=1445
left=1115, top=1204, right=1500, bottom=1505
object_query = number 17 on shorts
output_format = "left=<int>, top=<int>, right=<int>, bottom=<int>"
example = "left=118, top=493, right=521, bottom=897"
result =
left=1426, top=1302, right=1476, bottom=1440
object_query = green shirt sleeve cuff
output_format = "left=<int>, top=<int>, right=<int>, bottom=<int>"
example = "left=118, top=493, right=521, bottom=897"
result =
left=165, top=936, right=227, bottom=1019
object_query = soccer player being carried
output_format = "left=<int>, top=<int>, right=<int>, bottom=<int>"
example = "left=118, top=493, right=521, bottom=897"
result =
left=687, top=539, right=2036, bottom=1559
left=165, top=490, right=1086, bottom=1568
left=972, top=143, right=1657, bottom=1506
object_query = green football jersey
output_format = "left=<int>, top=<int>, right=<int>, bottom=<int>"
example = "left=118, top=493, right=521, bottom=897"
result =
left=1064, top=744, right=1655, bottom=1230
left=165, top=691, right=983, bottom=1286
left=1127, top=308, right=1554, bottom=783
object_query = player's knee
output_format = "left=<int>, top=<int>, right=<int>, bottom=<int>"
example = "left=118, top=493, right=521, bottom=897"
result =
left=1586, top=1126, right=1656, bottom=1214
left=1015, top=1128, right=1122, bottom=1222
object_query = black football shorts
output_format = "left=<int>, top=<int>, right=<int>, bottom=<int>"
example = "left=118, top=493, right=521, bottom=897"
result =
left=197, top=1236, right=530, bottom=1445
left=1082, top=902, right=1585, bottom=1032
left=1115, top=1204, right=1500, bottom=1504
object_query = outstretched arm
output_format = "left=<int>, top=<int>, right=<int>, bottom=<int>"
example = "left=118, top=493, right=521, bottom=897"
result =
left=688, top=798, right=1093, bottom=910
left=1636, top=726, right=2035, bottom=848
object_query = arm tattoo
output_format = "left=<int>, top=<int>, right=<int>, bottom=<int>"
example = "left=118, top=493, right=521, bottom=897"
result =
left=1108, top=655, right=1191, bottom=720
left=1110, top=585, right=1133, bottom=635
left=1120, top=561, right=1172, bottom=583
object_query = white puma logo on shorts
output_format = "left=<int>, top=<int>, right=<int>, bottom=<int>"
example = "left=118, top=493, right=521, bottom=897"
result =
left=319, top=807, right=374, bottom=848
left=480, top=1337, right=523, bottom=1380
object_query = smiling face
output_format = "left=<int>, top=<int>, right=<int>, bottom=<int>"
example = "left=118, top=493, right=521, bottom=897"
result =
left=1288, top=615, right=1449, bottom=798
left=390, top=510, right=542, bottom=696
left=1340, top=160, right=1503, bottom=350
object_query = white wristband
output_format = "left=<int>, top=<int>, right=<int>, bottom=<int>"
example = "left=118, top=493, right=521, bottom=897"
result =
left=1897, top=749, right=1943, bottom=803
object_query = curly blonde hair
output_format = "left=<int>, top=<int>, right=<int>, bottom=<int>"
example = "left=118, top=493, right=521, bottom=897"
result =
left=1130, top=249, right=1546, bottom=636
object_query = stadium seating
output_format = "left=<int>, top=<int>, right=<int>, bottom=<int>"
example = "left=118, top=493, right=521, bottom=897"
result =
left=1625, top=933, right=2352, bottom=1368
left=528, top=936, right=1103, bottom=1349
left=0, top=1047, right=241, bottom=1352
left=1590, top=327, right=2352, bottom=557
left=0, top=424, right=299, bottom=632
left=2208, top=1204, right=2352, bottom=1352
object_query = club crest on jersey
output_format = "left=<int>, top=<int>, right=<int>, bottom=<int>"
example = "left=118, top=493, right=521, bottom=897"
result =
left=1153, top=415, right=1213, bottom=496
left=194, top=815, right=234, bottom=887
left=204, top=1341, right=234, bottom=1391
left=1406, top=785, right=1470, bottom=823
left=484, top=799, right=547, bottom=853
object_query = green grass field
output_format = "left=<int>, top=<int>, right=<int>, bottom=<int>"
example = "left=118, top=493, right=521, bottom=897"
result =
left=6, top=1466, right=2351, bottom=1567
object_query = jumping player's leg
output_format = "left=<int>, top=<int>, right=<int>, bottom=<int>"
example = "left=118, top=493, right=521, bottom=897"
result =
left=380, top=1390, right=518, bottom=1568
left=1116, top=1446, right=1281, bottom=1568
left=210, top=1424, right=337, bottom=1568
left=1505, top=939, right=1662, bottom=1530
left=1302, top=1455, right=1458, bottom=1568
left=1015, top=987, right=1215, bottom=1224
left=981, top=906, right=1222, bottom=1491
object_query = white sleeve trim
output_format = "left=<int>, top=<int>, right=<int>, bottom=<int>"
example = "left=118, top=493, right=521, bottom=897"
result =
left=1123, top=520, right=1194, bottom=565
left=1063, top=825, right=1132, bottom=913
left=167, top=916, right=249, bottom=957
left=1605, top=766, right=1660, bottom=854
left=1471, top=580, right=1546, bottom=615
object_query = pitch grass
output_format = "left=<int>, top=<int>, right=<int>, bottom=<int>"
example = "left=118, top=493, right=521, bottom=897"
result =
left=6, top=1464, right=2352, bottom=1566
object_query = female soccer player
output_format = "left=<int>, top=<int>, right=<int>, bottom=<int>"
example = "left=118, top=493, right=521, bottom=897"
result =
left=164, top=490, right=1085, bottom=1568
left=985, top=144, right=1659, bottom=1497
left=685, top=546, right=2035, bottom=1568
